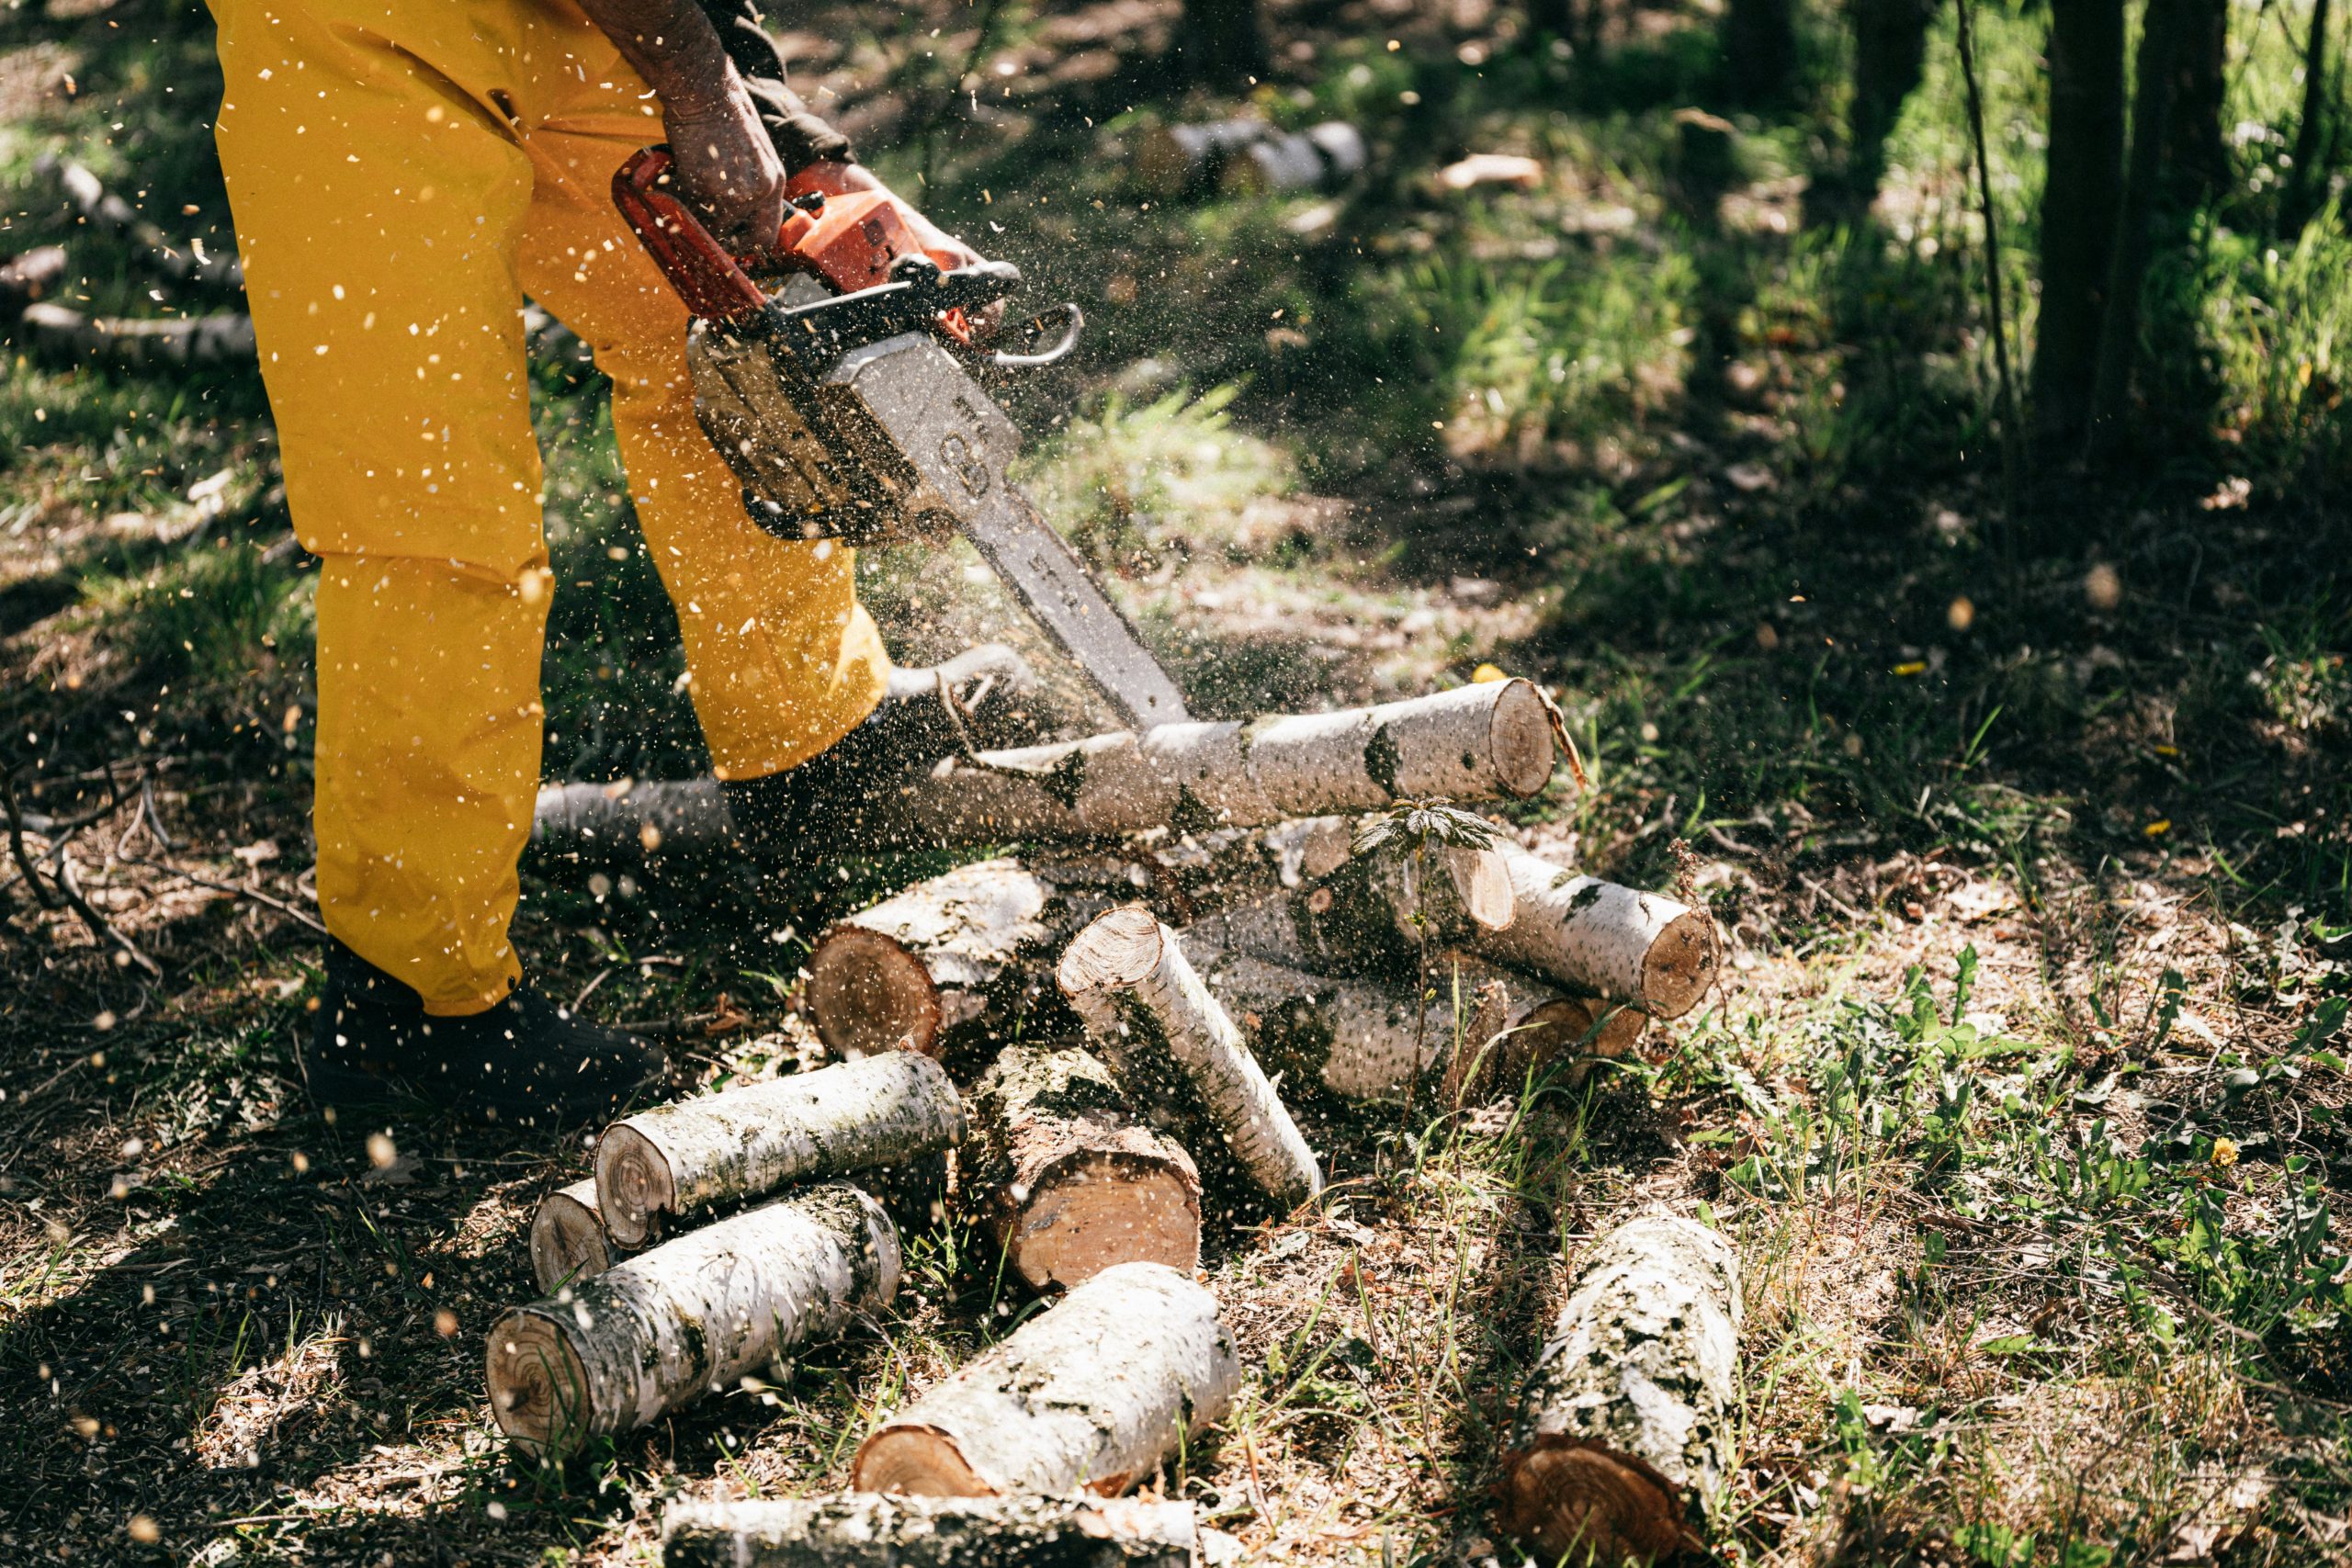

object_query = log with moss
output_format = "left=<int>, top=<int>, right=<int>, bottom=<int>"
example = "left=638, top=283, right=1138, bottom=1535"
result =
left=1189, top=840, right=1514, bottom=980
left=487, top=1184, right=899, bottom=1456
left=1058, top=907, right=1322, bottom=1208
left=853, top=1261, right=1238, bottom=1497
left=963, top=1042, right=1202, bottom=1292
left=594, top=1054, right=963, bottom=1247
left=1471, top=845, right=1720, bottom=1019
left=1496, top=1213, right=1742, bottom=1566
left=662, top=1494, right=1200, bottom=1567
left=528, top=1179, right=613, bottom=1295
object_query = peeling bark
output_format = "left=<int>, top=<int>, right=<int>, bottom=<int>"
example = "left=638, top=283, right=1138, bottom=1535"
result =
left=1470, top=846, right=1718, bottom=1018
left=1497, top=1214, right=1743, bottom=1566
left=594, top=1054, right=964, bottom=1247
left=528, top=1179, right=613, bottom=1296
left=963, top=1042, right=1203, bottom=1292
left=1058, top=907, right=1323, bottom=1208
left=853, top=1261, right=1239, bottom=1497
left=487, top=1185, right=899, bottom=1456
left=661, top=1495, right=1201, bottom=1567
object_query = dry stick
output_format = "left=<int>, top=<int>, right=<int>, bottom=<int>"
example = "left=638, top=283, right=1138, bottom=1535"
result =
left=1496, top=1214, right=1743, bottom=1567
left=662, top=1494, right=1198, bottom=1568
left=527, top=1179, right=613, bottom=1296
left=853, top=1260, right=1239, bottom=1496
left=531, top=680, right=1557, bottom=854
left=2, top=770, right=160, bottom=976
left=594, top=1053, right=964, bottom=1248
left=1058, top=906, right=1323, bottom=1208
left=1953, top=0, right=2023, bottom=506
left=487, top=1184, right=899, bottom=1457
left=1467, top=844, right=1718, bottom=1020
left=19, top=302, right=254, bottom=367
left=962, top=1042, right=1202, bottom=1292
left=40, top=156, right=245, bottom=290
left=801, top=819, right=1353, bottom=1062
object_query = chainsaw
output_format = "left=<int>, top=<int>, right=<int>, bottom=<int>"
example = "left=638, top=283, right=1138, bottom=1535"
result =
left=612, top=148, right=1190, bottom=730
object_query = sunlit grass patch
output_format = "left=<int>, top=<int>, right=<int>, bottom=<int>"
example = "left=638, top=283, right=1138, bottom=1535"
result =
left=82, top=536, right=311, bottom=684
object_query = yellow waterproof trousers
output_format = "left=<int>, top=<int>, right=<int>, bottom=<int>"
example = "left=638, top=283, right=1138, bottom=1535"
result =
left=211, top=0, right=889, bottom=1012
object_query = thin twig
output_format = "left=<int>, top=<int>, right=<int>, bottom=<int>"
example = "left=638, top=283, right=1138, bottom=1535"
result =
left=53, top=852, right=162, bottom=976
left=1954, top=0, right=2024, bottom=512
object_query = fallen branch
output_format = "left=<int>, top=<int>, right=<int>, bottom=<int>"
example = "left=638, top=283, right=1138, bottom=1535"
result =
left=963, top=1042, right=1202, bottom=1292
left=594, top=1053, right=964, bottom=1247
left=662, top=1494, right=1199, bottom=1567
left=1471, top=845, right=1719, bottom=1018
left=527, top=1179, right=613, bottom=1295
left=1496, top=1213, right=1742, bottom=1566
left=1059, top=906, right=1321, bottom=1207
left=853, top=1260, right=1238, bottom=1496
left=488, top=1184, right=899, bottom=1455
left=40, top=156, right=245, bottom=290
left=19, top=302, right=254, bottom=369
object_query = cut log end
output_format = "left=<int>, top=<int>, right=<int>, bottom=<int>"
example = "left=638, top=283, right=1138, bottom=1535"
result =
left=1494, top=1436, right=1690, bottom=1568
left=1641, top=908, right=1721, bottom=1020
left=806, top=925, right=945, bottom=1059
left=1056, top=905, right=1164, bottom=994
left=1011, top=1152, right=1203, bottom=1291
left=486, top=1307, right=592, bottom=1456
left=592, top=1122, right=674, bottom=1249
left=1488, top=679, right=1560, bottom=798
left=527, top=1182, right=610, bottom=1295
left=854, top=1424, right=1000, bottom=1497
left=1451, top=845, right=1517, bottom=931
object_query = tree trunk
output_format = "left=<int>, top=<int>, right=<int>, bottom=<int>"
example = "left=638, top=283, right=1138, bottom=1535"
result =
left=2087, top=0, right=2188, bottom=447
left=1495, top=1214, right=1744, bottom=1566
left=1194, top=842, right=1515, bottom=983
left=1170, top=0, right=1270, bottom=87
left=801, top=820, right=1352, bottom=1064
left=488, top=1185, right=899, bottom=1456
left=963, top=1043, right=1203, bottom=1292
left=2287, top=0, right=2335, bottom=226
left=1180, top=937, right=1645, bottom=1101
left=853, top=1261, right=1240, bottom=1496
left=1467, top=846, right=1719, bottom=1019
left=1848, top=0, right=1938, bottom=202
left=1058, top=906, right=1323, bottom=1208
left=18, top=302, right=254, bottom=368
left=662, top=1495, right=1201, bottom=1568
left=1724, top=0, right=1800, bottom=106
left=2031, top=0, right=2128, bottom=445
left=528, top=1179, right=613, bottom=1296
left=594, top=1054, right=965, bottom=1248
left=534, top=682, right=1555, bottom=857
left=2162, top=0, right=2231, bottom=203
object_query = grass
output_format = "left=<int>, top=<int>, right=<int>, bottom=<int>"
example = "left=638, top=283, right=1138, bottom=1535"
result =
left=1, top=0, right=2349, bottom=1561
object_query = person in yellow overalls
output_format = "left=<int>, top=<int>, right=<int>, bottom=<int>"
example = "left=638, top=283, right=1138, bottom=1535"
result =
left=212, top=0, right=1030, bottom=1123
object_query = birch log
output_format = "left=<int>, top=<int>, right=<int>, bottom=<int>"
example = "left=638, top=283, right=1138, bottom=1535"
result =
left=802, top=820, right=1352, bottom=1063
left=965, top=1043, right=1202, bottom=1291
left=853, top=1261, right=1238, bottom=1496
left=528, top=1179, right=614, bottom=1295
left=20, top=302, right=255, bottom=368
left=530, top=775, right=738, bottom=863
left=41, top=156, right=246, bottom=290
left=487, top=1184, right=899, bottom=1456
left=662, top=1495, right=1200, bottom=1568
left=535, top=682, right=1556, bottom=856
left=1472, top=845, right=1720, bottom=1019
left=1193, top=841, right=1513, bottom=980
left=1058, top=907, right=1322, bottom=1208
left=1497, top=1214, right=1742, bottom=1566
left=1183, top=940, right=1645, bottom=1100
left=594, top=1054, right=964, bottom=1247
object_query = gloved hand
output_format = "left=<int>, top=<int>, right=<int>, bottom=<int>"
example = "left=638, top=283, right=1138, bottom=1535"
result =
left=664, top=85, right=786, bottom=254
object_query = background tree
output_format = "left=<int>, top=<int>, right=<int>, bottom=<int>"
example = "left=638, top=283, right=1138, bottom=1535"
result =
left=2030, top=0, right=2128, bottom=444
left=1842, top=0, right=1939, bottom=206
left=1170, top=0, right=1271, bottom=87
left=2286, top=0, right=2336, bottom=227
left=1724, top=0, right=1800, bottom=105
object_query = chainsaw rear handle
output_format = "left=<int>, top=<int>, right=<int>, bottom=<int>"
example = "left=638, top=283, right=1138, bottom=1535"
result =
left=611, top=145, right=772, bottom=324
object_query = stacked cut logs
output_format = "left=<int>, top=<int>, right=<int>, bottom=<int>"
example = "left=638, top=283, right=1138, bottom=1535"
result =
left=513, top=680, right=1736, bottom=1564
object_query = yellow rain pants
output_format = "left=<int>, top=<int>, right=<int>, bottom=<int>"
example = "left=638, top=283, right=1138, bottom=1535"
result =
left=211, top=0, right=888, bottom=1013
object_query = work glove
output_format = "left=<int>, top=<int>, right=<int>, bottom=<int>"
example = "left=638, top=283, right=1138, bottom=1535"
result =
left=663, top=85, right=786, bottom=254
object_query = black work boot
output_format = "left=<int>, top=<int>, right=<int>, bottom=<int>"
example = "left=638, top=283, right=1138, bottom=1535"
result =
left=303, top=940, right=665, bottom=1128
left=724, top=643, right=1041, bottom=853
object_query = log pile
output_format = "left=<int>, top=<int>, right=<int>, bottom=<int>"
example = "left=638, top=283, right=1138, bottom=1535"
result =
left=493, top=679, right=1738, bottom=1557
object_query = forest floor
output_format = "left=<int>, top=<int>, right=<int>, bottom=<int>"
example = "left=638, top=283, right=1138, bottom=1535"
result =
left=2, top=0, right=2350, bottom=1563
